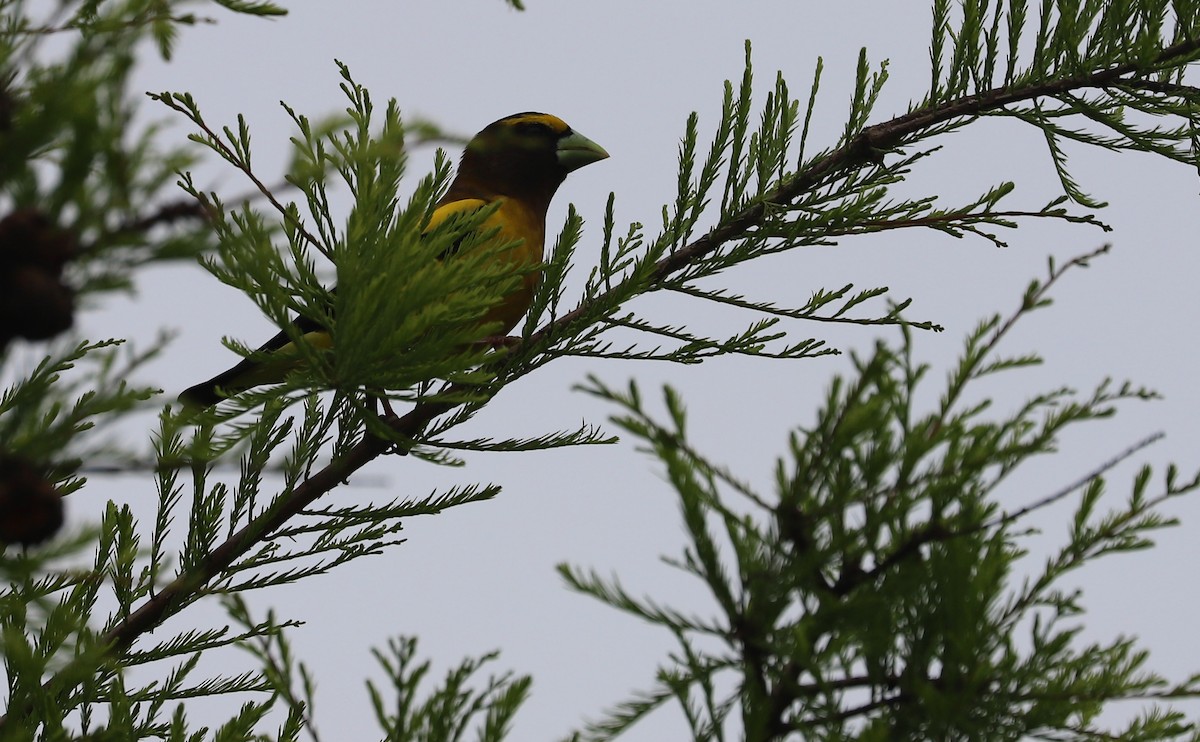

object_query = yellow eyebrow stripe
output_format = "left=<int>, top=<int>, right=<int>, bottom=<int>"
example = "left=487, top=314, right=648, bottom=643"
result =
left=500, top=112, right=569, bottom=133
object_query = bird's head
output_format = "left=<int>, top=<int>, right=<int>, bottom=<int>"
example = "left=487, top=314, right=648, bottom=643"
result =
left=452, top=112, right=608, bottom=207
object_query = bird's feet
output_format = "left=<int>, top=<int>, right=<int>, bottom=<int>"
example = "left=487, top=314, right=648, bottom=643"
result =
left=475, top=334, right=521, bottom=350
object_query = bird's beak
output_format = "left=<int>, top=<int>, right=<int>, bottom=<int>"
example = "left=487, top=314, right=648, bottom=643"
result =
left=557, top=130, right=609, bottom=172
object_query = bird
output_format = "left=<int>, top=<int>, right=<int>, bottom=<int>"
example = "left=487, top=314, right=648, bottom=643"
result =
left=178, top=112, right=608, bottom=412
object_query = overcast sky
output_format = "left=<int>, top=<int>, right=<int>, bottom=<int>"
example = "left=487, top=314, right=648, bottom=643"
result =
left=74, top=2, right=1200, bottom=738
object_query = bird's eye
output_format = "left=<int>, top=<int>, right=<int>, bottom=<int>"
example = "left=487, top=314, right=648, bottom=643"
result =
left=515, top=120, right=551, bottom=135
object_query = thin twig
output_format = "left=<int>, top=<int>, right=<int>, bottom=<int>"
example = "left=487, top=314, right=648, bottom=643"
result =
left=986, top=431, right=1166, bottom=531
left=152, top=94, right=329, bottom=258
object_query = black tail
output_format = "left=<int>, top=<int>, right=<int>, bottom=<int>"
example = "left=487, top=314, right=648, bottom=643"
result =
left=177, top=356, right=260, bottom=412
left=178, top=380, right=224, bottom=412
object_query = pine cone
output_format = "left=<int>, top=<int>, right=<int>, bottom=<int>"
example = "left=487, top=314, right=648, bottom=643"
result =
left=0, top=455, right=64, bottom=547
left=0, top=209, right=78, bottom=342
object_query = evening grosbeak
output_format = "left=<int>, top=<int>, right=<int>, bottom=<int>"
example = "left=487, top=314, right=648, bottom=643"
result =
left=178, top=112, right=608, bottom=411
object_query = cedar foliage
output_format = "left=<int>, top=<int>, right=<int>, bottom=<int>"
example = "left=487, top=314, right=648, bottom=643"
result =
left=1, top=1, right=1199, bottom=739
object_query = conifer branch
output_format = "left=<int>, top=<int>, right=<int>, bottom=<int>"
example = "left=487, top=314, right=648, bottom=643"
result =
left=649, top=38, right=1200, bottom=298
left=100, top=404, right=440, bottom=651
left=0, top=403, right=441, bottom=728
left=16, top=36, right=1200, bottom=729
left=151, top=93, right=328, bottom=257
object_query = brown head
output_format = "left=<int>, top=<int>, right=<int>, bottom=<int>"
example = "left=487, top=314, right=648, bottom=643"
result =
left=446, top=112, right=609, bottom=212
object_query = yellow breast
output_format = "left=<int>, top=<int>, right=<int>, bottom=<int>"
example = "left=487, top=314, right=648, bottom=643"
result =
left=424, top=196, right=546, bottom=335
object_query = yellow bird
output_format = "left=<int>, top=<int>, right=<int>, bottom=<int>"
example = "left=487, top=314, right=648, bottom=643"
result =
left=178, top=112, right=608, bottom=411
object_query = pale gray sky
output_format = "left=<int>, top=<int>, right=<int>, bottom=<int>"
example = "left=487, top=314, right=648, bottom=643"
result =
left=78, top=2, right=1200, bottom=738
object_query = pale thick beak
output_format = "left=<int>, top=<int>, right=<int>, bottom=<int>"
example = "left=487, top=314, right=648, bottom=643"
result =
left=557, top=130, right=609, bottom=172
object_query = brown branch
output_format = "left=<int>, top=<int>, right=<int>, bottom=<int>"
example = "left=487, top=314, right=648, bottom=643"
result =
left=101, top=402, right=443, bottom=653
left=788, top=693, right=907, bottom=730
left=115, top=199, right=212, bottom=234
left=78, top=198, right=213, bottom=257
left=7, top=35, right=1200, bottom=731
left=80, top=178, right=302, bottom=257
